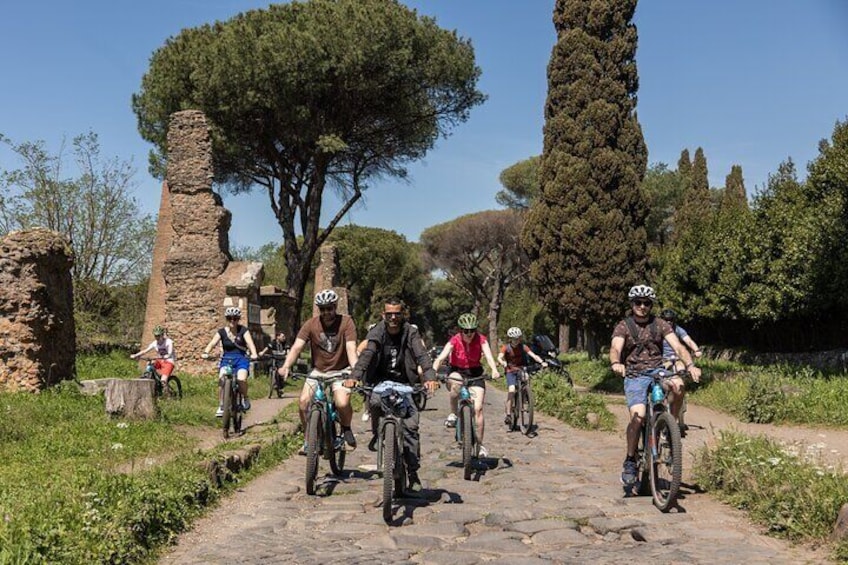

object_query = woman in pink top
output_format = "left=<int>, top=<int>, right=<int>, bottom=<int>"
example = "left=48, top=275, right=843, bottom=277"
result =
left=433, top=313, right=500, bottom=459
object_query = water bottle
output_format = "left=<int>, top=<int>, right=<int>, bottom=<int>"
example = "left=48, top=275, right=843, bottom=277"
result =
left=651, top=384, right=665, bottom=404
left=460, top=387, right=471, bottom=400
left=315, top=386, right=325, bottom=401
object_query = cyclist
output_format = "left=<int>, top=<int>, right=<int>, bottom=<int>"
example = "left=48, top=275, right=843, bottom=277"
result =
left=279, top=289, right=359, bottom=454
left=201, top=307, right=259, bottom=417
left=130, top=325, right=176, bottom=386
left=659, top=308, right=703, bottom=432
left=497, top=327, right=547, bottom=427
left=350, top=298, right=439, bottom=492
left=260, top=330, right=289, bottom=376
left=609, top=285, right=701, bottom=486
left=432, top=313, right=500, bottom=459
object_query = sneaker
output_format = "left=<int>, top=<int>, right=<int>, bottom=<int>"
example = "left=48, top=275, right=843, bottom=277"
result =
left=679, top=423, right=689, bottom=438
left=242, top=398, right=251, bottom=411
left=621, top=458, right=638, bottom=486
left=444, top=413, right=458, bottom=428
left=408, top=471, right=422, bottom=493
left=215, top=406, right=224, bottom=418
left=504, top=414, right=512, bottom=426
left=361, top=410, right=370, bottom=422
left=298, top=442, right=308, bottom=456
left=368, top=434, right=379, bottom=452
left=478, top=445, right=488, bottom=458
left=343, top=428, right=357, bottom=451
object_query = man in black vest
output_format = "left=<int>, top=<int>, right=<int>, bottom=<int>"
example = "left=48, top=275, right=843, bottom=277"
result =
left=351, top=298, right=438, bottom=492
left=609, top=285, right=701, bottom=487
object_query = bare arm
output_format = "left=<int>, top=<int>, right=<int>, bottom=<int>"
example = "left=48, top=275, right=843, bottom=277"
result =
left=203, top=333, right=221, bottom=356
left=131, top=342, right=154, bottom=359
left=280, top=337, right=307, bottom=377
left=665, top=332, right=701, bottom=382
left=481, top=341, right=500, bottom=379
left=609, top=335, right=626, bottom=377
left=433, top=343, right=453, bottom=372
left=244, top=331, right=258, bottom=358
left=497, top=349, right=507, bottom=367
left=683, top=335, right=702, bottom=358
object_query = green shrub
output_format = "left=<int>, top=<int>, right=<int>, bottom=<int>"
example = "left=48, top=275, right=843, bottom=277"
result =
left=694, top=431, right=848, bottom=560
left=531, top=371, right=616, bottom=431
left=744, top=373, right=785, bottom=423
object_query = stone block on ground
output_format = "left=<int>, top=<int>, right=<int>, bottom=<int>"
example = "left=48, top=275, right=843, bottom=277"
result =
left=104, top=378, right=156, bottom=419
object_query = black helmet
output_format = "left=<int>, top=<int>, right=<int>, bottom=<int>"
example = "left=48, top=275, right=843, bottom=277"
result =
left=660, top=308, right=677, bottom=323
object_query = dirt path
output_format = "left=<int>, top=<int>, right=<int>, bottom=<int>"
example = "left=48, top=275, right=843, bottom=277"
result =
left=159, top=385, right=831, bottom=564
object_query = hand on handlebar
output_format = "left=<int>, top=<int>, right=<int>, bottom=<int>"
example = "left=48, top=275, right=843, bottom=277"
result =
left=425, top=380, right=439, bottom=394
left=491, top=369, right=500, bottom=380
left=689, top=366, right=702, bottom=383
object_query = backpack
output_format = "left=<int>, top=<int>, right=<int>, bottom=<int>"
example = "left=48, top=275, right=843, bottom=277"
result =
left=623, top=315, right=662, bottom=358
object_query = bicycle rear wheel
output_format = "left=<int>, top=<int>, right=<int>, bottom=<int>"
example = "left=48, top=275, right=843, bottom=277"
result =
left=510, top=389, right=520, bottom=431
left=382, top=420, right=397, bottom=523
left=305, top=409, right=322, bottom=495
left=328, top=415, right=346, bottom=476
left=460, top=403, right=474, bottom=480
left=413, top=391, right=427, bottom=411
left=232, top=387, right=243, bottom=436
left=519, top=383, right=534, bottom=435
left=165, top=376, right=182, bottom=400
left=222, top=381, right=233, bottom=439
left=650, top=411, right=683, bottom=511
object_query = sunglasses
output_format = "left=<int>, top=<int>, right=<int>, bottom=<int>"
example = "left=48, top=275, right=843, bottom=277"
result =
left=225, top=316, right=240, bottom=321
left=318, top=306, right=336, bottom=313
left=632, top=300, right=653, bottom=307
left=384, top=312, right=402, bottom=318
left=461, top=329, right=476, bottom=335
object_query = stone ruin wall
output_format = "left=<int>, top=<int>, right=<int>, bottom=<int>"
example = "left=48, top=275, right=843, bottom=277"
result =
left=140, top=181, right=174, bottom=346
left=313, top=244, right=349, bottom=316
left=0, top=228, right=76, bottom=391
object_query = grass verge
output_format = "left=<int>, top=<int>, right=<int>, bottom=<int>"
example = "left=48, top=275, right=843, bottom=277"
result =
left=0, top=353, right=300, bottom=564
left=694, top=430, right=848, bottom=561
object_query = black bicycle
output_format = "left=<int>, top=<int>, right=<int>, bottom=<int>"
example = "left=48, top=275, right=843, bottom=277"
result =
left=357, top=381, right=427, bottom=523
left=627, top=368, right=686, bottom=511
left=204, top=356, right=244, bottom=439
left=441, top=372, right=487, bottom=480
left=299, top=370, right=350, bottom=495
left=507, top=363, right=542, bottom=435
left=263, top=352, right=288, bottom=398
left=138, top=356, right=182, bottom=399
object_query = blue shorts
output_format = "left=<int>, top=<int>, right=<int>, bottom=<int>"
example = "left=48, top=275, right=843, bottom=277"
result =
left=221, top=353, right=250, bottom=373
left=506, top=370, right=521, bottom=388
left=624, top=369, right=662, bottom=409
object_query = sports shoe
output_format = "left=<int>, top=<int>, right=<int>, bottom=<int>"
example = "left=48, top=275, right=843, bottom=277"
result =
left=621, top=458, right=638, bottom=486
left=343, top=428, right=357, bottom=451
left=298, top=442, right=308, bottom=456
left=215, top=406, right=224, bottom=418
left=444, top=413, right=458, bottom=428
left=679, top=423, right=689, bottom=438
left=408, top=471, right=423, bottom=493
left=504, top=414, right=512, bottom=426
left=368, top=434, right=379, bottom=452
left=478, top=445, right=488, bottom=458
left=242, top=398, right=251, bottom=411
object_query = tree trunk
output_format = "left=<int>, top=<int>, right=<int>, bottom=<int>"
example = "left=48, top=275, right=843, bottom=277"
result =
left=487, top=270, right=506, bottom=353
left=283, top=252, right=312, bottom=337
left=586, top=328, right=600, bottom=360
left=105, top=379, right=156, bottom=420
left=559, top=321, right=570, bottom=353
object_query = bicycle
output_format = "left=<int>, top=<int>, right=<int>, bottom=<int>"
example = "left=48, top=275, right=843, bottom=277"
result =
left=356, top=381, right=427, bottom=523
left=298, top=370, right=351, bottom=495
left=204, top=356, right=244, bottom=439
left=507, top=363, right=541, bottom=435
left=263, top=352, right=288, bottom=398
left=441, top=372, right=488, bottom=480
left=627, top=368, right=686, bottom=512
left=138, top=356, right=182, bottom=399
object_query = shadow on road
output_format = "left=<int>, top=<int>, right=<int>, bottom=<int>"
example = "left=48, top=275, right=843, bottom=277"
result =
left=384, top=487, right=464, bottom=526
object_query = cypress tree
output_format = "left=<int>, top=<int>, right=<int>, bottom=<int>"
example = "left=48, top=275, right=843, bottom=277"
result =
left=677, top=148, right=692, bottom=190
left=674, top=146, right=713, bottom=237
left=522, top=0, right=647, bottom=356
left=721, top=164, right=748, bottom=211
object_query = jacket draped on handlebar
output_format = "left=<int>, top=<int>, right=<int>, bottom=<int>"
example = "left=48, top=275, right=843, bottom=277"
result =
left=351, top=321, right=436, bottom=385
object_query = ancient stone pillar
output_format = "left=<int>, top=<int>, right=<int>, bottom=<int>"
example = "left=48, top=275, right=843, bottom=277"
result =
left=312, top=244, right=349, bottom=316
left=163, top=110, right=233, bottom=374
left=141, top=181, right=174, bottom=346
left=0, top=228, right=75, bottom=391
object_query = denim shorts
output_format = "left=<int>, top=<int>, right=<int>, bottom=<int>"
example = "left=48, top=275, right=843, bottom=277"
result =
left=624, top=369, right=662, bottom=409
left=506, top=370, right=521, bottom=388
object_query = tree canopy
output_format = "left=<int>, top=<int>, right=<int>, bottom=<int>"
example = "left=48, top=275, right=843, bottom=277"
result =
left=495, top=156, right=540, bottom=210
left=132, top=0, right=485, bottom=331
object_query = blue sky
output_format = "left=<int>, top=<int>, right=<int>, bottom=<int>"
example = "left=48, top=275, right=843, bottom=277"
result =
left=1, top=1, right=846, bottom=251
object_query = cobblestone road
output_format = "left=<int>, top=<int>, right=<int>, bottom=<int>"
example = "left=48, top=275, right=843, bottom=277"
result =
left=162, top=384, right=829, bottom=564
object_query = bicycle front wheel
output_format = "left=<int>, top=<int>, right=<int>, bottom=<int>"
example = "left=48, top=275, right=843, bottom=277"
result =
left=382, top=420, right=397, bottom=523
left=413, top=391, right=427, bottom=411
left=328, top=415, right=346, bottom=476
left=519, top=383, right=534, bottom=435
left=232, top=387, right=243, bottom=436
left=460, top=403, right=474, bottom=480
left=222, top=381, right=233, bottom=439
left=305, top=409, right=322, bottom=495
left=650, top=411, right=683, bottom=512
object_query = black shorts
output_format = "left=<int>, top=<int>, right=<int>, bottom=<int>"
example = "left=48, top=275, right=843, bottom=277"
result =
left=449, top=366, right=485, bottom=386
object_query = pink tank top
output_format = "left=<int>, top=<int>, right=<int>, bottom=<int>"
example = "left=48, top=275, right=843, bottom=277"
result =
left=448, top=332, right=486, bottom=369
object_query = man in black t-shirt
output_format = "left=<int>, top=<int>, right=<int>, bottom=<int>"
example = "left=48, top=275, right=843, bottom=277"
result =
left=351, top=298, right=438, bottom=493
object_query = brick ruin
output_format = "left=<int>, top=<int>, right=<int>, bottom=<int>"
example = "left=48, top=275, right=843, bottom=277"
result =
left=0, top=228, right=76, bottom=391
left=312, top=244, right=349, bottom=316
left=142, top=110, right=292, bottom=375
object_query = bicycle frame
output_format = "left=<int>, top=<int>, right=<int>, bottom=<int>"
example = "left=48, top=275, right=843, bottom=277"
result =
left=306, top=374, right=345, bottom=460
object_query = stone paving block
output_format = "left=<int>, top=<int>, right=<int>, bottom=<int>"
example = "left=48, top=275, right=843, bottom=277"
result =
left=391, top=533, right=448, bottom=550
left=507, top=518, right=579, bottom=535
left=586, top=516, right=645, bottom=535
left=531, top=527, right=589, bottom=546
left=418, top=550, right=481, bottom=565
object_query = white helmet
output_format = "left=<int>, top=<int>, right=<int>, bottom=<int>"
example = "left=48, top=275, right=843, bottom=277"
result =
left=314, top=289, right=339, bottom=306
left=506, top=327, right=522, bottom=339
left=628, top=285, right=657, bottom=301
left=224, top=306, right=241, bottom=318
